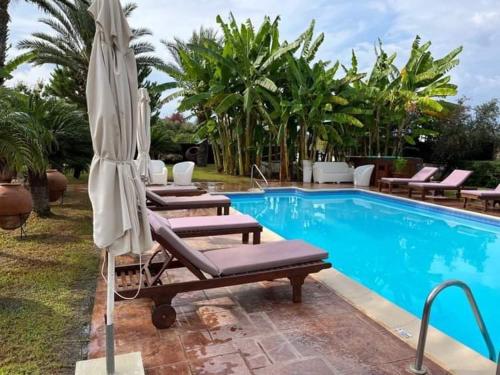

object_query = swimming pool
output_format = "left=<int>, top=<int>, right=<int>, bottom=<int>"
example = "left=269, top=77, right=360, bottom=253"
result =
left=227, top=189, right=500, bottom=359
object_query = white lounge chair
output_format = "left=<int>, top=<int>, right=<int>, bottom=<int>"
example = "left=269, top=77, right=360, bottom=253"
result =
left=312, top=162, right=354, bottom=184
left=173, top=161, right=195, bottom=186
left=354, top=164, right=375, bottom=187
left=150, top=160, right=168, bottom=185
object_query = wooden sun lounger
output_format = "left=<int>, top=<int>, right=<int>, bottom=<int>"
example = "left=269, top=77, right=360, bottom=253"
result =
left=114, top=222, right=331, bottom=329
left=408, top=169, right=472, bottom=201
left=378, top=167, right=438, bottom=193
left=462, top=184, right=500, bottom=211
left=147, top=185, right=206, bottom=197
left=146, top=189, right=231, bottom=215
left=148, top=209, right=263, bottom=244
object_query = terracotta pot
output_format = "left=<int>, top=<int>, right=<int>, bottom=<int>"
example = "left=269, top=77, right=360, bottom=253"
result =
left=0, top=183, right=33, bottom=230
left=46, top=169, right=68, bottom=202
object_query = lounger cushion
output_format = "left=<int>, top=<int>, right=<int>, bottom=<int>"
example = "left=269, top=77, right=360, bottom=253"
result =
left=461, top=190, right=500, bottom=198
left=162, top=194, right=230, bottom=206
left=408, top=182, right=460, bottom=189
left=204, top=240, right=328, bottom=276
left=169, top=214, right=259, bottom=231
left=381, top=167, right=438, bottom=184
left=148, top=185, right=201, bottom=195
left=380, top=178, right=414, bottom=184
left=146, top=190, right=230, bottom=208
left=156, top=225, right=220, bottom=276
left=147, top=209, right=172, bottom=230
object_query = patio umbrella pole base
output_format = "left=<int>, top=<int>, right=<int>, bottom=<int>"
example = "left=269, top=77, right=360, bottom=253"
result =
left=75, top=352, right=144, bottom=375
left=106, top=324, right=115, bottom=374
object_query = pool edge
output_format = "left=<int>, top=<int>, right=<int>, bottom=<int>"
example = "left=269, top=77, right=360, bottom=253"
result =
left=313, top=268, right=496, bottom=375
left=227, top=201, right=498, bottom=375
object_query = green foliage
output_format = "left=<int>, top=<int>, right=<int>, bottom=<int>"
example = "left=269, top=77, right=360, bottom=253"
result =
left=159, top=15, right=463, bottom=178
left=393, top=157, right=408, bottom=173
left=424, top=99, right=499, bottom=164
left=149, top=119, right=199, bottom=159
left=458, top=161, right=500, bottom=188
left=18, top=0, right=160, bottom=110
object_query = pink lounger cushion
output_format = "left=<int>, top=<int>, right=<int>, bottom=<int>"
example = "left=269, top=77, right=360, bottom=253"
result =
left=147, top=209, right=258, bottom=232
left=204, top=240, right=328, bottom=276
left=462, top=185, right=500, bottom=197
left=381, top=178, right=415, bottom=183
left=408, top=169, right=472, bottom=189
left=169, top=215, right=259, bottom=231
left=381, top=166, right=438, bottom=184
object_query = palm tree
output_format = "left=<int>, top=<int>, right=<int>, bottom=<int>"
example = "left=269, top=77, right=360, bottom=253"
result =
left=157, top=27, right=225, bottom=170
left=18, top=0, right=159, bottom=109
left=1, top=85, right=88, bottom=215
left=0, top=0, right=62, bottom=86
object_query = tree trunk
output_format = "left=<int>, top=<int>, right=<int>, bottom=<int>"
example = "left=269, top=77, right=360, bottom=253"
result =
left=267, top=137, right=272, bottom=180
left=28, top=170, right=51, bottom=217
left=236, top=124, right=244, bottom=176
left=394, top=117, right=408, bottom=157
left=384, top=124, right=390, bottom=156
left=0, top=0, right=10, bottom=86
left=279, top=125, right=289, bottom=182
left=375, top=107, right=381, bottom=156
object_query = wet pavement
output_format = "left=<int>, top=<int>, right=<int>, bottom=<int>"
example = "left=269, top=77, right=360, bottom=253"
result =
left=87, top=202, right=452, bottom=374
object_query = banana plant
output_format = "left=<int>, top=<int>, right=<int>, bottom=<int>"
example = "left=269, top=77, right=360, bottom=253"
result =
left=390, top=36, right=462, bottom=155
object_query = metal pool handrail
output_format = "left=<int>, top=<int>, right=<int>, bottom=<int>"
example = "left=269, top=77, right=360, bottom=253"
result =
left=250, top=164, right=269, bottom=190
left=409, top=279, right=497, bottom=375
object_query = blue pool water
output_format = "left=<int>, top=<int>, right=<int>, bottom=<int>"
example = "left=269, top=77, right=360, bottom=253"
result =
left=227, top=189, right=500, bottom=359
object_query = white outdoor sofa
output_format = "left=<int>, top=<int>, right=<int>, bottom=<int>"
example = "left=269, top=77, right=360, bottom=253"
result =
left=312, top=162, right=354, bottom=184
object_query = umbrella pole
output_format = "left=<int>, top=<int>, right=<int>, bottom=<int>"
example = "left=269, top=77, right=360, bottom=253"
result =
left=106, top=251, right=116, bottom=375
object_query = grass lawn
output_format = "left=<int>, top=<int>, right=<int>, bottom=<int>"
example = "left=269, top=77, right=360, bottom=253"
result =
left=0, top=187, right=99, bottom=374
left=192, top=164, right=251, bottom=184
left=65, top=164, right=250, bottom=186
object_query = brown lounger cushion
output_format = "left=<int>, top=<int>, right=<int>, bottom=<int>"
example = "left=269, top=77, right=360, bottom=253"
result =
left=168, top=214, right=259, bottom=231
left=148, top=185, right=201, bottom=194
left=148, top=209, right=172, bottom=229
left=149, top=211, right=327, bottom=277
left=204, top=240, right=328, bottom=276
left=159, top=227, right=221, bottom=277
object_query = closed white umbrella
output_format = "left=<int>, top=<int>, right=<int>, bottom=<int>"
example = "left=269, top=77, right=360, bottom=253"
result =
left=136, top=88, right=152, bottom=183
left=86, top=0, right=152, bottom=373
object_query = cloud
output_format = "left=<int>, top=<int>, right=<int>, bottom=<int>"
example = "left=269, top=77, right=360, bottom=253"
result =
left=6, top=0, right=500, bottom=116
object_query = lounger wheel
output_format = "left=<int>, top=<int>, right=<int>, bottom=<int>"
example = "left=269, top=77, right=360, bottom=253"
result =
left=152, top=304, right=176, bottom=329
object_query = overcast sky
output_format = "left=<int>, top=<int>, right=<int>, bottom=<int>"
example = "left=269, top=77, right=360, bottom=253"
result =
left=6, top=0, right=500, bottom=116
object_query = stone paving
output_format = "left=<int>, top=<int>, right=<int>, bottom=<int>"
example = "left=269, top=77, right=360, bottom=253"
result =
left=87, top=201, right=452, bottom=374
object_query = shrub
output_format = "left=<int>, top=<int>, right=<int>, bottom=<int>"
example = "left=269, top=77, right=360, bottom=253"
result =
left=458, top=160, right=500, bottom=188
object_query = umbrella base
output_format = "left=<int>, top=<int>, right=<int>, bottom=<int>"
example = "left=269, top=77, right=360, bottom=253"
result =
left=75, top=352, right=144, bottom=375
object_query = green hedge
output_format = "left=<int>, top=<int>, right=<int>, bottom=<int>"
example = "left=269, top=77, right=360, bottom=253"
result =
left=458, top=160, right=500, bottom=188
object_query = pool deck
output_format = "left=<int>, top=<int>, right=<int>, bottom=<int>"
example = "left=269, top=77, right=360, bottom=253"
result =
left=87, top=182, right=499, bottom=374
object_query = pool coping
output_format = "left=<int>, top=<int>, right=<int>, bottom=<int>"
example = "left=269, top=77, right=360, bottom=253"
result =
left=223, top=186, right=500, bottom=226
left=224, top=187, right=498, bottom=375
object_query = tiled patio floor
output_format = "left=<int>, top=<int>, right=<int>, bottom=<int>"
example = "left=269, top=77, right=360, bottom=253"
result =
left=87, top=204, right=451, bottom=374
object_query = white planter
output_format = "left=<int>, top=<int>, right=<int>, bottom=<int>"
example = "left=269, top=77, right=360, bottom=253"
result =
left=302, top=160, right=312, bottom=183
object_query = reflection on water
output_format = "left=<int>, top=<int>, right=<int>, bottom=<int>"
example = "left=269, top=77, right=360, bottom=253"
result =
left=231, top=192, right=500, bottom=358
